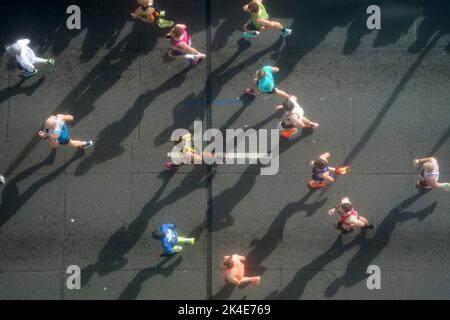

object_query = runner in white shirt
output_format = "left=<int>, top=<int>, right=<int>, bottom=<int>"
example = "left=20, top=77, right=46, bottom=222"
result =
left=414, top=157, right=449, bottom=191
left=275, top=95, right=318, bottom=140
left=6, top=39, right=55, bottom=77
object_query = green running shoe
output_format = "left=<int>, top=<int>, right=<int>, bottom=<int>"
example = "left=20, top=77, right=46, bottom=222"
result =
left=47, top=58, right=55, bottom=67
left=158, top=18, right=174, bottom=29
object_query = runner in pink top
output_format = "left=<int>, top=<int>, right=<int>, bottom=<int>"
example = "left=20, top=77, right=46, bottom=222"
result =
left=223, top=254, right=261, bottom=286
left=328, top=197, right=375, bottom=234
left=166, top=24, right=206, bottom=65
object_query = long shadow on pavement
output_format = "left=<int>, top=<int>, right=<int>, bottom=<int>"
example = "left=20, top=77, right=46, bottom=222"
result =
left=0, top=149, right=84, bottom=229
left=118, top=256, right=183, bottom=300
left=324, top=190, right=436, bottom=298
left=73, top=65, right=195, bottom=176
left=212, top=189, right=327, bottom=300
left=0, top=77, right=46, bottom=106
left=4, top=22, right=157, bottom=176
left=81, top=165, right=212, bottom=287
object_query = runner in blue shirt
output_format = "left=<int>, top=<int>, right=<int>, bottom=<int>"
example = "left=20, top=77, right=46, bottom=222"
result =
left=152, top=223, right=195, bottom=256
left=245, top=66, right=290, bottom=98
left=38, top=114, right=93, bottom=150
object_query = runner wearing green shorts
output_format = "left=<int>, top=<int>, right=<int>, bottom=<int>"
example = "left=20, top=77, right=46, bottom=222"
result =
left=242, top=0, right=292, bottom=38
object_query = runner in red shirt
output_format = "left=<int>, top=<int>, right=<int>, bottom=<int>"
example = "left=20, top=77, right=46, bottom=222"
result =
left=223, top=254, right=261, bottom=286
left=328, top=197, right=375, bottom=234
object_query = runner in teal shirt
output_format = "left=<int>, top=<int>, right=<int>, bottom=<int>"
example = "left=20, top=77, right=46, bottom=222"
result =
left=257, top=66, right=275, bottom=93
left=245, top=65, right=290, bottom=98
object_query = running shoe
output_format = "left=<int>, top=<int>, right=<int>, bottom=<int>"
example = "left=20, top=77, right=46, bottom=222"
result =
left=191, top=56, right=200, bottom=65
left=336, top=166, right=350, bottom=175
left=281, top=129, right=296, bottom=139
left=0, top=175, right=5, bottom=184
left=47, top=58, right=55, bottom=67
left=308, top=180, right=326, bottom=189
left=165, top=161, right=178, bottom=170
left=158, top=18, right=175, bottom=28
left=280, top=28, right=292, bottom=38
left=22, top=69, right=38, bottom=78
left=242, top=31, right=260, bottom=38
left=173, top=245, right=183, bottom=253
left=245, top=88, right=261, bottom=96
left=159, top=10, right=166, bottom=17
left=252, top=276, right=261, bottom=286
left=81, top=141, right=94, bottom=150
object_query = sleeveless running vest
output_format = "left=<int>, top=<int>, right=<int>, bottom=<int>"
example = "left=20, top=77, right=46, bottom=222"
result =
left=312, top=166, right=329, bottom=182
left=340, top=208, right=359, bottom=227
left=251, top=3, right=269, bottom=29
left=47, top=116, right=70, bottom=145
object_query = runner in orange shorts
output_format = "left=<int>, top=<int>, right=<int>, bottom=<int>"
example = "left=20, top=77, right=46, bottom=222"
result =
left=223, top=254, right=261, bottom=286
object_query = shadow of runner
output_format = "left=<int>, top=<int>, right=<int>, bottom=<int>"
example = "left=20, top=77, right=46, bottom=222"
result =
left=261, top=191, right=435, bottom=299
left=0, top=149, right=84, bottom=228
left=408, top=0, right=450, bottom=53
left=7, top=0, right=134, bottom=62
left=342, top=0, right=417, bottom=55
left=324, top=191, right=436, bottom=298
left=429, top=126, right=450, bottom=156
left=211, top=282, right=237, bottom=300
left=245, top=190, right=328, bottom=273
left=73, top=65, right=195, bottom=176
left=0, top=76, right=45, bottom=106
left=210, top=188, right=327, bottom=300
left=154, top=38, right=254, bottom=146
left=118, top=256, right=183, bottom=300
left=81, top=166, right=212, bottom=287
left=342, top=32, right=441, bottom=168
left=4, top=23, right=156, bottom=176
left=275, top=234, right=361, bottom=300
left=189, top=125, right=314, bottom=241
left=315, top=30, right=442, bottom=200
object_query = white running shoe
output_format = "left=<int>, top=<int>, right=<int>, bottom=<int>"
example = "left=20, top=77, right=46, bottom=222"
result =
left=81, top=141, right=94, bottom=150
left=281, top=28, right=292, bottom=38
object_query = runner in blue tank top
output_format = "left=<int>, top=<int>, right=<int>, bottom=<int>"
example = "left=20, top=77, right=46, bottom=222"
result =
left=38, top=114, right=94, bottom=150
left=308, top=152, right=349, bottom=189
